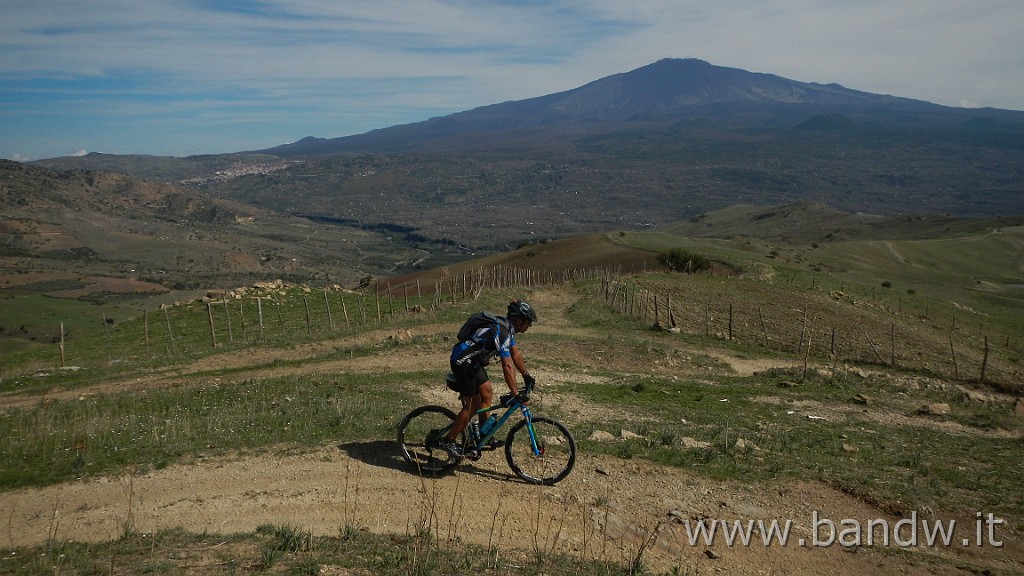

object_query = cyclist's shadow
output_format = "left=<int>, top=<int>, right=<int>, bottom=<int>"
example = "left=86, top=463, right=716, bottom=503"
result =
left=337, top=440, right=519, bottom=483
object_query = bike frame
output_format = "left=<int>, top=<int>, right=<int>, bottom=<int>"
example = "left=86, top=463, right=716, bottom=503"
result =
left=483, top=400, right=533, bottom=445
left=454, top=397, right=542, bottom=456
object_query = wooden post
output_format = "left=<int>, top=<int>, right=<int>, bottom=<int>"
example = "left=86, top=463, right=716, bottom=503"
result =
left=238, top=301, right=247, bottom=341
left=164, top=307, right=177, bottom=354
left=59, top=321, right=66, bottom=368
left=256, top=297, right=265, bottom=338
left=143, top=310, right=150, bottom=355
left=979, top=336, right=989, bottom=384
left=375, top=288, right=382, bottom=323
left=890, top=324, right=897, bottom=367
left=102, top=313, right=112, bottom=364
left=949, top=333, right=959, bottom=379
left=864, top=332, right=885, bottom=365
left=798, top=306, right=808, bottom=354
left=758, top=307, right=770, bottom=349
left=221, top=298, right=234, bottom=343
left=276, top=299, right=284, bottom=335
left=206, top=302, right=218, bottom=348
left=324, top=289, right=335, bottom=332
left=303, top=296, right=312, bottom=335
left=802, top=313, right=814, bottom=380
left=668, top=293, right=676, bottom=328
left=728, top=303, right=733, bottom=340
left=340, top=294, right=351, bottom=329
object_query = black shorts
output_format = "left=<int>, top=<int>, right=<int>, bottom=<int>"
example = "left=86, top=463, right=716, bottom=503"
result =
left=450, top=359, right=489, bottom=397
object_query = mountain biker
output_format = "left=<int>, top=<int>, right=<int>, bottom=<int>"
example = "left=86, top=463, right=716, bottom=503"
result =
left=439, top=300, right=538, bottom=457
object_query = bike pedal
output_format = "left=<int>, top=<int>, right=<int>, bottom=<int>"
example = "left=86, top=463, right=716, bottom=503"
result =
left=464, top=448, right=482, bottom=461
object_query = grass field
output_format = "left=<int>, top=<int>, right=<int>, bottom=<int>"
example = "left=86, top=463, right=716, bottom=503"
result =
left=0, top=210, right=1022, bottom=575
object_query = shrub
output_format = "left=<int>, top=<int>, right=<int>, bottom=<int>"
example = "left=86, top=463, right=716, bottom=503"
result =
left=660, top=249, right=712, bottom=273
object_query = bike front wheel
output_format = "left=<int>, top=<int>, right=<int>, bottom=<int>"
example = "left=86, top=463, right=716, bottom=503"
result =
left=504, top=417, right=576, bottom=485
left=397, top=405, right=465, bottom=476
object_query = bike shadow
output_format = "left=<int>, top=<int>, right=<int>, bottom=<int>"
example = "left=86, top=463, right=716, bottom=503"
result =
left=336, top=440, right=520, bottom=483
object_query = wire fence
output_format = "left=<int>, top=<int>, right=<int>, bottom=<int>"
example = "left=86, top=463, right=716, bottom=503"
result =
left=599, top=274, right=1021, bottom=390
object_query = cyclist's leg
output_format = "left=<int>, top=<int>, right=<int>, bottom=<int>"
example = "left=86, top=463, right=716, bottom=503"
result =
left=475, top=380, right=493, bottom=425
left=447, top=394, right=474, bottom=440
left=446, top=363, right=485, bottom=442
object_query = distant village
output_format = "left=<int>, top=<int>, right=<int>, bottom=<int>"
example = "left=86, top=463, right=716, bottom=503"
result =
left=180, top=160, right=302, bottom=186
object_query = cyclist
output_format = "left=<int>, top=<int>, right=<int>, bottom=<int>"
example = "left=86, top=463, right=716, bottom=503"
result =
left=438, top=300, right=538, bottom=457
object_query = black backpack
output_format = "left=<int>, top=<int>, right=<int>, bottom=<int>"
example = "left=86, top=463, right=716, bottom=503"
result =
left=457, top=311, right=508, bottom=342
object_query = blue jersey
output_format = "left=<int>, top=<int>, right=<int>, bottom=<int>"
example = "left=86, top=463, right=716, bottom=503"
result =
left=451, top=315, right=516, bottom=368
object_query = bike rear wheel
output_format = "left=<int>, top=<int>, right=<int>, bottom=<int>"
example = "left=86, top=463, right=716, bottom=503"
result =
left=397, top=405, right=465, bottom=476
left=504, top=416, right=576, bottom=485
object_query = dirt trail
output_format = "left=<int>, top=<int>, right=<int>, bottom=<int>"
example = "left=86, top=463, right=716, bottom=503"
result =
left=2, top=287, right=1021, bottom=574
left=5, top=443, right=1008, bottom=575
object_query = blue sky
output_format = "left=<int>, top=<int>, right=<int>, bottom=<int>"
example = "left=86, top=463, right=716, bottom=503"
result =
left=3, top=0, right=1023, bottom=161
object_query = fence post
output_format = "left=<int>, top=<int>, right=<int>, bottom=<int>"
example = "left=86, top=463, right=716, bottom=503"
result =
left=256, top=297, right=265, bottom=339
left=375, top=288, right=382, bottom=323
left=668, top=293, right=676, bottom=328
left=238, top=300, right=247, bottom=341
left=949, top=333, right=959, bottom=379
left=164, top=307, right=177, bottom=354
left=798, top=306, right=807, bottom=354
left=979, top=336, right=989, bottom=384
left=276, top=299, right=285, bottom=335
left=59, top=322, right=66, bottom=367
left=222, top=298, right=234, bottom=343
left=340, top=294, right=351, bottom=329
left=324, top=289, right=335, bottom=332
left=864, top=331, right=886, bottom=365
left=303, top=296, right=312, bottom=335
left=890, top=324, right=897, bottom=367
left=758, top=307, right=770, bottom=349
left=802, top=312, right=814, bottom=380
left=102, top=313, right=112, bottom=364
left=206, top=302, right=218, bottom=348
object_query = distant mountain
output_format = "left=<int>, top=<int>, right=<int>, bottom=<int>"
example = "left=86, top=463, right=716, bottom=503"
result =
left=31, top=58, right=1024, bottom=253
left=255, top=58, right=1017, bottom=156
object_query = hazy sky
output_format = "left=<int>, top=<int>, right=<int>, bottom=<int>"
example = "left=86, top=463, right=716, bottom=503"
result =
left=3, top=0, right=1022, bottom=161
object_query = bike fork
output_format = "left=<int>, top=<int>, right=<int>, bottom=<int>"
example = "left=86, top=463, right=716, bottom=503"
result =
left=522, top=408, right=544, bottom=456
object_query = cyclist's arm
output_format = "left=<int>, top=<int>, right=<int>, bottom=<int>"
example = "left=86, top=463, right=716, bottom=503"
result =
left=500, top=356, right=519, bottom=396
left=510, top=344, right=529, bottom=381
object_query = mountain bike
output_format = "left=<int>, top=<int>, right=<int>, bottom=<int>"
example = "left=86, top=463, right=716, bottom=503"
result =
left=397, top=378, right=576, bottom=485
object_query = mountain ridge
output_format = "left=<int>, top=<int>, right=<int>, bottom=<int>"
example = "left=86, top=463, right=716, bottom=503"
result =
left=28, top=58, right=1024, bottom=249
left=254, top=58, right=1013, bottom=157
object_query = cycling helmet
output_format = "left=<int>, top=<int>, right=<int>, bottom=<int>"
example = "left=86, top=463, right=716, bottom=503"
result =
left=507, top=300, right=538, bottom=323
